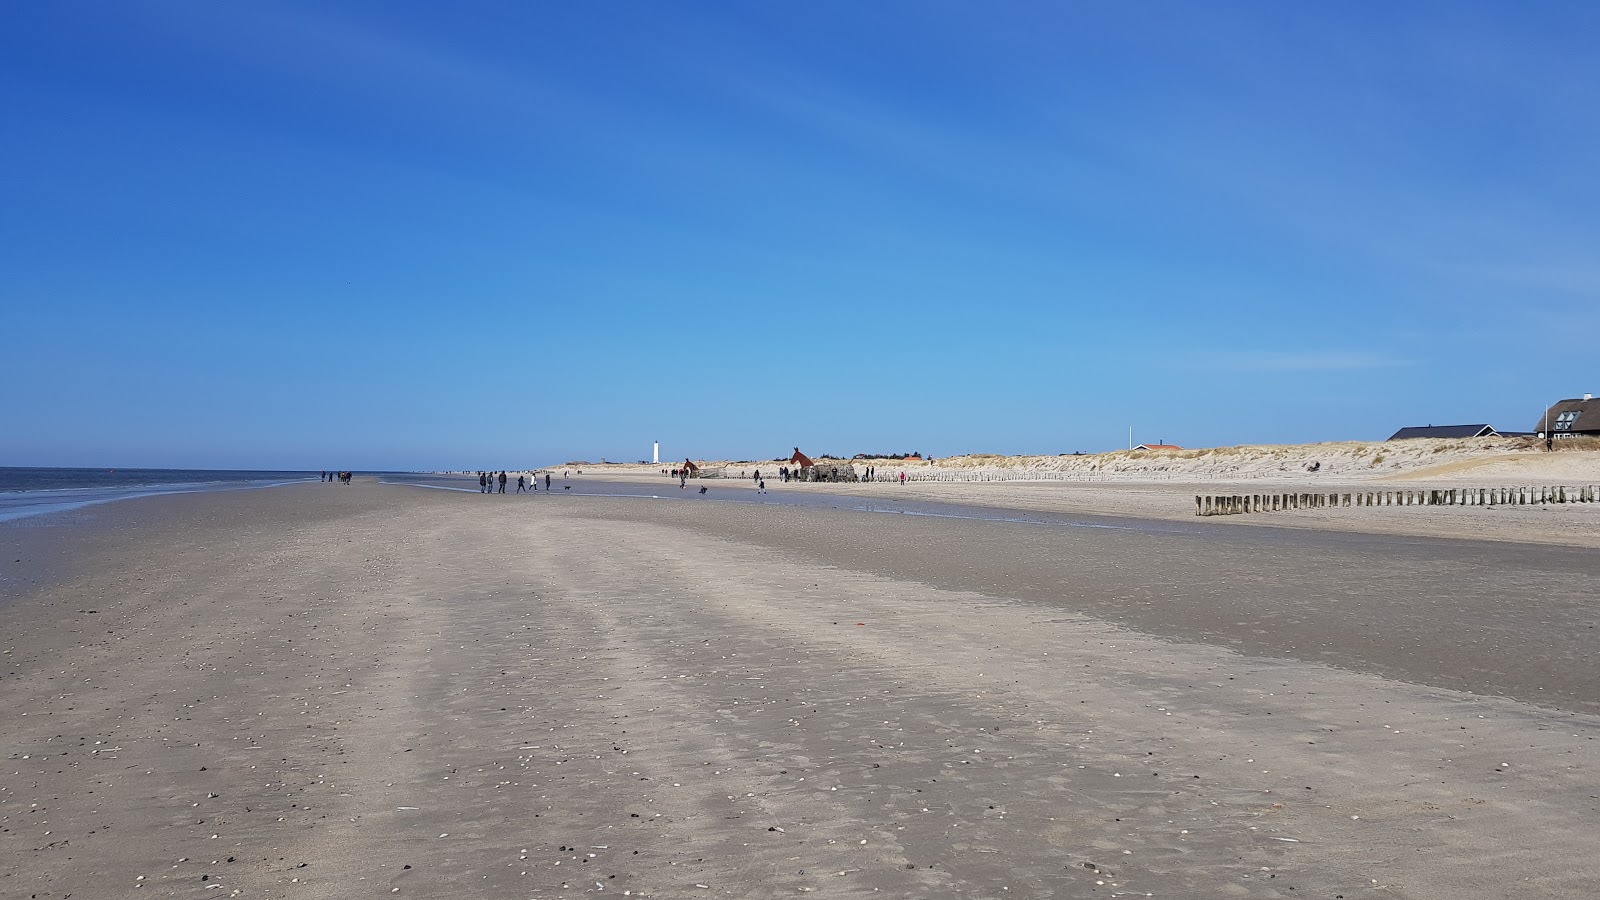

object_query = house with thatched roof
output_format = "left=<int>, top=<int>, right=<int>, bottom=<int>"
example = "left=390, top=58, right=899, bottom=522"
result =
left=1538, top=395, right=1600, bottom=439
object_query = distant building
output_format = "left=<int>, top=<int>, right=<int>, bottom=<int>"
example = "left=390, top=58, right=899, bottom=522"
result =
left=1387, top=424, right=1499, bottom=440
left=787, top=448, right=860, bottom=482
left=1536, top=395, right=1600, bottom=438
left=1133, top=444, right=1183, bottom=451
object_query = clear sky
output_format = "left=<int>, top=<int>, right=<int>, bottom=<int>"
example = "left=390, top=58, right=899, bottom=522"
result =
left=4, top=2, right=1597, bottom=470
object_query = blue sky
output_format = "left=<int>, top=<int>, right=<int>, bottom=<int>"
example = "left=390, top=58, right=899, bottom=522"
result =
left=3, top=1, right=1597, bottom=469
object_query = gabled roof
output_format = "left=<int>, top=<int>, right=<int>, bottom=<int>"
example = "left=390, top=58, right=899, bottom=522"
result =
left=1133, top=443, right=1182, bottom=451
left=1387, top=424, right=1498, bottom=440
left=1537, top=398, right=1600, bottom=434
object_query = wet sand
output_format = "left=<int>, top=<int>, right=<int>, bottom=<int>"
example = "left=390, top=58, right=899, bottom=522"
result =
left=581, top=470, right=1600, bottom=549
left=3, top=481, right=1598, bottom=898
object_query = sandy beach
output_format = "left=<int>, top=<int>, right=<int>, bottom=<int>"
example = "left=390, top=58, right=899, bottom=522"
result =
left=574, top=439, right=1600, bottom=549
left=4, top=480, right=1599, bottom=898
left=14, top=3, right=1599, bottom=897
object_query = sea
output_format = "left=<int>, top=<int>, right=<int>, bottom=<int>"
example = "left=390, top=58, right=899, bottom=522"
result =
left=0, top=467, right=319, bottom=524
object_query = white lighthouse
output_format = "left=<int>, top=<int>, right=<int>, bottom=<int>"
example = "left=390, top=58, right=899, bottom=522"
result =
left=653, top=440, right=660, bottom=464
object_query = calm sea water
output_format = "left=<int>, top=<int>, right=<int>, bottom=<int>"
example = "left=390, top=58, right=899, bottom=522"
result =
left=0, top=467, right=318, bottom=493
left=0, top=467, right=320, bottom=524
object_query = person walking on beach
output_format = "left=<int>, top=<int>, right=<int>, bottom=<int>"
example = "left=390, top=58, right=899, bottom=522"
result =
left=758, top=478, right=766, bottom=494
left=900, top=471, right=906, bottom=485
left=498, top=471, right=507, bottom=493
left=544, top=472, right=551, bottom=492
left=479, top=472, right=488, bottom=493
left=516, top=474, right=526, bottom=493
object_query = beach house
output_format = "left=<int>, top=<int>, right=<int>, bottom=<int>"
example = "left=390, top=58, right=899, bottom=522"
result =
left=1387, top=424, right=1500, bottom=440
left=1536, top=395, right=1600, bottom=439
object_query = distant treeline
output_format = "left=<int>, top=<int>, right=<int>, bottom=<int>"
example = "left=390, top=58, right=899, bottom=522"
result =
left=768, top=452, right=923, bottom=462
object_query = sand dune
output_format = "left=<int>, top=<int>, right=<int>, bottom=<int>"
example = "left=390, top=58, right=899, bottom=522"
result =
left=564, top=438, right=1600, bottom=548
left=579, top=437, right=1600, bottom=484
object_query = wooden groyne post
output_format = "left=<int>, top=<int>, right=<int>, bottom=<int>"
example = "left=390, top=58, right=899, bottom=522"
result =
left=1195, top=485, right=1600, bottom=516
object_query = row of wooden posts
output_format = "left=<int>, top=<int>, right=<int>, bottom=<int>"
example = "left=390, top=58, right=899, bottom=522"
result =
left=1196, top=485, right=1600, bottom=516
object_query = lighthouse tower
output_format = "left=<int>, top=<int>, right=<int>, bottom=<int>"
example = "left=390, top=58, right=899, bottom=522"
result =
left=653, top=441, right=660, bottom=465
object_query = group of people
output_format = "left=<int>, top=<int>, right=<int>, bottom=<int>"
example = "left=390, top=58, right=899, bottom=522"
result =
left=654, top=464, right=909, bottom=488
left=801, top=465, right=904, bottom=484
left=782, top=465, right=905, bottom=484
left=320, top=470, right=351, bottom=484
left=477, top=470, right=552, bottom=493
